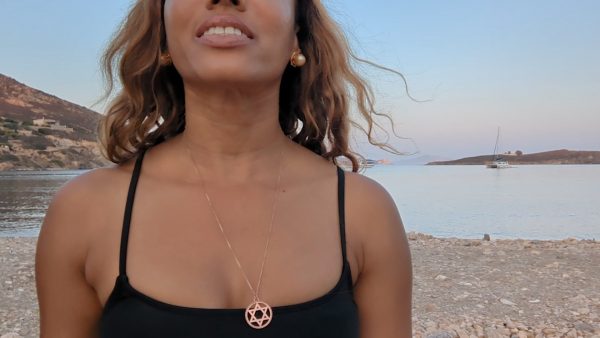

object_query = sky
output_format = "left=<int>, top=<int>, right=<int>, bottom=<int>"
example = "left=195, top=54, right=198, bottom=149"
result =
left=1, top=1, right=599, bottom=160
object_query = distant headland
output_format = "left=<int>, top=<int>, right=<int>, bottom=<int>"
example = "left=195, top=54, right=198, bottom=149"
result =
left=427, top=149, right=600, bottom=165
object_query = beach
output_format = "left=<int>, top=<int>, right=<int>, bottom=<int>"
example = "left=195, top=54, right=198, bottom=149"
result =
left=1, top=233, right=598, bottom=338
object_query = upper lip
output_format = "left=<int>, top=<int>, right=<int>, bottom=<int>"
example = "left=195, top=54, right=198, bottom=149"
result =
left=195, top=15, right=254, bottom=39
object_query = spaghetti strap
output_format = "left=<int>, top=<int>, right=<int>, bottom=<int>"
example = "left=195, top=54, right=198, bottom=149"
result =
left=336, top=166, right=348, bottom=264
left=118, top=149, right=147, bottom=277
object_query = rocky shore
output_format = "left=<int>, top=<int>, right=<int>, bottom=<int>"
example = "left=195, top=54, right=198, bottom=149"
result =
left=1, top=233, right=599, bottom=338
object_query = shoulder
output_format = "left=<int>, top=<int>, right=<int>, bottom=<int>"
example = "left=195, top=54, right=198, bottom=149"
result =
left=342, top=170, right=409, bottom=274
left=343, top=170, right=402, bottom=234
left=38, top=159, right=136, bottom=255
left=48, top=161, right=133, bottom=218
left=343, top=170, right=397, bottom=214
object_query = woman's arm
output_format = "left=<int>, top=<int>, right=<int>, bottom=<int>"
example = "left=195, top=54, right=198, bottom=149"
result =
left=349, top=174, right=413, bottom=338
left=35, top=174, right=103, bottom=337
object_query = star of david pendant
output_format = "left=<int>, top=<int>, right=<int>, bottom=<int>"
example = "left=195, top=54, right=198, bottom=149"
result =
left=245, top=300, right=273, bottom=329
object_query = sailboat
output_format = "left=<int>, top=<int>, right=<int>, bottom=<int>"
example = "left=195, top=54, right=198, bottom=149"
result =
left=486, top=127, right=511, bottom=169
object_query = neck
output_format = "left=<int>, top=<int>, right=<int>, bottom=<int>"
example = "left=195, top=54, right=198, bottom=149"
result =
left=175, top=83, right=290, bottom=183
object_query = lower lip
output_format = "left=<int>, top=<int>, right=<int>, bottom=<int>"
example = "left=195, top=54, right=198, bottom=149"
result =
left=196, top=34, right=253, bottom=48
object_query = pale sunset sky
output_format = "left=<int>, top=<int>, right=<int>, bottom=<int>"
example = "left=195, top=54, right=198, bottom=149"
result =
left=1, top=1, right=598, bottom=160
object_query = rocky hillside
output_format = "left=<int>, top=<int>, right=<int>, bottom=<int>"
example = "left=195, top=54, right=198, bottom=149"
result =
left=427, top=149, right=600, bottom=165
left=0, top=74, right=112, bottom=170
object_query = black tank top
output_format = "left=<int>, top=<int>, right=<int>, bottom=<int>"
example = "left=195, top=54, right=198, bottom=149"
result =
left=98, top=148, right=360, bottom=337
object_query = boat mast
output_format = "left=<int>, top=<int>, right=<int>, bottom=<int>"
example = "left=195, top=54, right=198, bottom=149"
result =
left=492, top=126, right=500, bottom=160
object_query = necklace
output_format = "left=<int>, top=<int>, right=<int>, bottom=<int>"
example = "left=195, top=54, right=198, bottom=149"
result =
left=182, top=136, right=285, bottom=329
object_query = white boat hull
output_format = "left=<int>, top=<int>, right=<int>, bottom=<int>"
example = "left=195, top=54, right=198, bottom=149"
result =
left=486, top=160, right=512, bottom=168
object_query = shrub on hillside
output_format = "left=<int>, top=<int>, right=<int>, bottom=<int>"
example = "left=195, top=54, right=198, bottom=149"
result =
left=0, top=153, right=19, bottom=162
left=38, top=128, right=70, bottom=138
left=50, top=159, right=65, bottom=167
left=37, top=128, right=51, bottom=135
left=5, top=122, right=18, bottom=131
left=17, top=135, right=54, bottom=150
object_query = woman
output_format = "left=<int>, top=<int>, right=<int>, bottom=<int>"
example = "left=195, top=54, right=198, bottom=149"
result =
left=35, top=0, right=413, bottom=337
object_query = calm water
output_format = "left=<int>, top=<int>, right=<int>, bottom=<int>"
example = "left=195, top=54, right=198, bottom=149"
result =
left=1, top=165, right=598, bottom=239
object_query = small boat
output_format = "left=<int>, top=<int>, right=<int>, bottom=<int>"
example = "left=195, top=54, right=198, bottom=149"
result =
left=486, top=127, right=512, bottom=169
left=336, top=157, right=377, bottom=170
left=486, top=158, right=511, bottom=169
left=362, top=159, right=377, bottom=168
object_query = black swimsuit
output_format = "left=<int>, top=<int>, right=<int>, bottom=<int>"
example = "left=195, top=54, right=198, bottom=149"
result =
left=98, top=148, right=360, bottom=337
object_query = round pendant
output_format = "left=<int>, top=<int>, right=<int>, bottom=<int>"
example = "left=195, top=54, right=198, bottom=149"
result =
left=245, top=300, right=273, bottom=329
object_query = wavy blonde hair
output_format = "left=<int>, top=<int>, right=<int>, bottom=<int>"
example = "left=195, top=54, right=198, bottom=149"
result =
left=97, top=0, right=412, bottom=172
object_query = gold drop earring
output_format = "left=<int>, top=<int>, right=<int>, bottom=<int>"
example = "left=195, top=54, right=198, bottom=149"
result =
left=290, top=49, right=306, bottom=68
left=160, top=52, right=173, bottom=66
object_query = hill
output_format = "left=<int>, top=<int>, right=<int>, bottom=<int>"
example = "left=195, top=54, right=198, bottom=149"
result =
left=427, top=149, right=600, bottom=165
left=0, top=74, right=111, bottom=170
left=394, top=154, right=452, bottom=165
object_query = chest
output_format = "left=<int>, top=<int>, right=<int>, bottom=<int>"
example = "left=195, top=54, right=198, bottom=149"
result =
left=85, top=179, right=361, bottom=311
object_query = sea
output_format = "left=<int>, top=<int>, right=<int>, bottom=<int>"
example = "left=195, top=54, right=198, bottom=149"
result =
left=0, top=164, right=598, bottom=240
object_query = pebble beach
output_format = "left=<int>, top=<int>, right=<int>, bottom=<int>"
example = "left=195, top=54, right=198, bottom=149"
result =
left=1, top=232, right=599, bottom=338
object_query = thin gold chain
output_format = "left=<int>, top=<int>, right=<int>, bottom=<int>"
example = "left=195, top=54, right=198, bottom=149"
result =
left=182, top=134, right=286, bottom=303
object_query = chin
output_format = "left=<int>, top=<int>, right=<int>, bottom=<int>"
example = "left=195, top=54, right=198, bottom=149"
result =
left=185, top=64, right=282, bottom=89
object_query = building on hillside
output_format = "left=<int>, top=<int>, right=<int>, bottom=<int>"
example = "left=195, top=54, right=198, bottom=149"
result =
left=32, top=117, right=74, bottom=133
left=33, top=117, right=55, bottom=126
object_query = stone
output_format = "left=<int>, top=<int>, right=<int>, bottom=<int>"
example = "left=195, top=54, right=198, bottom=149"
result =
left=574, top=322, right=595, bottom=332
left=424, top=303, right=439, bottom=312
left=1, top=334, right=23, bottom=338
left=425, top=331, right=457, bottom=338
left=484, top=327, right=503, bottom=338
left=505, top=319, right=516, bottom=329
left=500, top=298, right=517, bottom=306
left=473, top=324, right=484, bottom=337
left=435, top=274, right=448, bottom=281
left=577, top=307, right=590, bottom=315
left=425, top=321, right=438, bottom=329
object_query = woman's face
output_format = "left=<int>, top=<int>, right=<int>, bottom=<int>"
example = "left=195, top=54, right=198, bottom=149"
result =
left=163, top=0, right=298, bottom=88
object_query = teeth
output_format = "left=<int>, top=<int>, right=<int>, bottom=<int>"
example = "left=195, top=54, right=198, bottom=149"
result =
left=204, top=26, right=248, bottom=37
